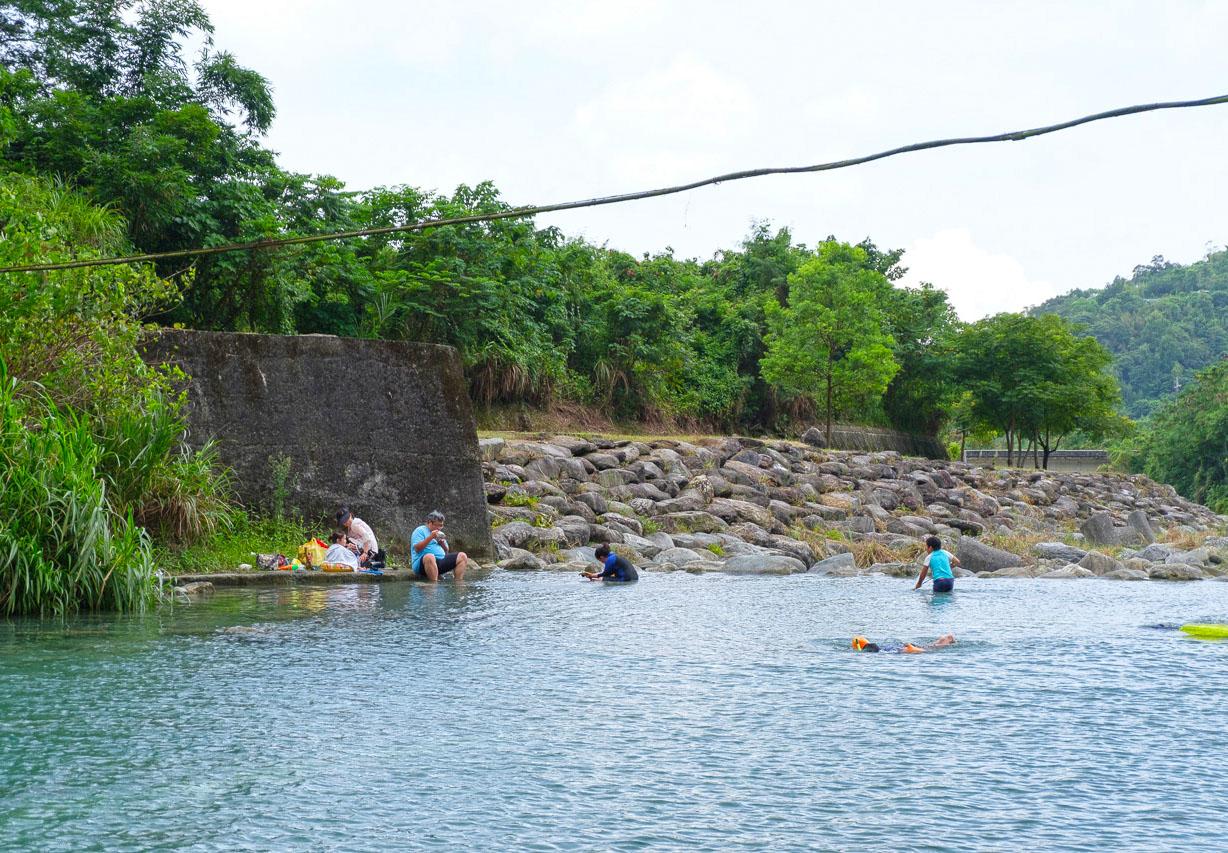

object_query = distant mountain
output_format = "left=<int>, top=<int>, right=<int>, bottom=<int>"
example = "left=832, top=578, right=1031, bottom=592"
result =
left=1030, top=250, right=1228, bottom=418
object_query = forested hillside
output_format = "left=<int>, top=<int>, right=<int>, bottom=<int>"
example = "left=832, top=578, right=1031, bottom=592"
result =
left=1031, top=251, right=1228, bottom=417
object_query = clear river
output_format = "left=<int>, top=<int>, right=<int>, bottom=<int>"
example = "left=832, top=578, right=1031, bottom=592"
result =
left=2, top=573, right=1227, bottom=851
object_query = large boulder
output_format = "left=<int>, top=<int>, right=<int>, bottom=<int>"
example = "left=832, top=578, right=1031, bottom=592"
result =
left=1038, top=564, right=1095, bottom=579
left=808, top=552, right=858, bottom=575
left=478, top=437, right=505, bottom=462
left=1033, top=542, right=1087, bottom=563
left=1080, top=512, right=1120, bottom=546
left=1149, top=563, right=1205, bottom=581
left=719, top=554, right=808, bottom=575
left=979, top=565, right=1038, bottom=579
left=1126, top=510, right=1157, bottom=544
left=499, top=552, right=546, bottom=571
left=653, top=547, right=706, bottom=566
left=1136, top=543, right=1174, bottom=562
left=957, top=538, right=1024, bottom=573
left=1103, top=567, right=1149, bottom=581
left=554, top=515, right=592, bottom=547
left=1078, top=551, right=1124, bottom=576
left=708, top=497, right=774, bottom=529
left=492, top=521, right=563, bottom=550
left=658, top=511, right=729, bottom=534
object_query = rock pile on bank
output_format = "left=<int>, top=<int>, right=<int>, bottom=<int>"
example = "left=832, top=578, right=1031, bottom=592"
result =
left=480, top=435, right=1228, bottom=581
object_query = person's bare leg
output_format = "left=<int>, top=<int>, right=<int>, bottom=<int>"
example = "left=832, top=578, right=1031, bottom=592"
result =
left=931, top=634, right=956, bottom=648
left=422, top=554, right=439, bottom=582
left=454, top=552, right=467, bottom=581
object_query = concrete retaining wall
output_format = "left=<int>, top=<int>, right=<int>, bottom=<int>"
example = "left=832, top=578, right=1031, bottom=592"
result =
left=803, top=424, right=947, bottom=459
left=963, top=449, right=1109, bottom=473
left=143, top=330, right=495, bottom=559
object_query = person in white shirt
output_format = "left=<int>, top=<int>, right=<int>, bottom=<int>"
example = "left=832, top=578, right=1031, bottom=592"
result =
left=335, top=506, right=383, bottom=568
left=323, top=532, right=360, bottom=569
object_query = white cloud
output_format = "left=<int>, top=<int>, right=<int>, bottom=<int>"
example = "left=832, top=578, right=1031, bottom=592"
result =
left=900, top=228, right=1060, bottom=321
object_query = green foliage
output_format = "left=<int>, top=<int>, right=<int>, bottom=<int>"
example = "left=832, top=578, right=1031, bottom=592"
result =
left=268, top=453, right=293, bottom=520
left=761, top=241, right=900, bottom=442
left=1033, top=251, right=1228, bottom=418
left=0, top=5, right=960, bottom=439
left=0, top=173, right=235, bottom=613
left=154, top=513, right=309, bottom=576
left=502, top=492, right=539, bottom=509
left=0, top=369, right=155, bottom=616
left=954, top=313, right=1127, bottom=467
left=1120, top=361, right=1228, bottom=512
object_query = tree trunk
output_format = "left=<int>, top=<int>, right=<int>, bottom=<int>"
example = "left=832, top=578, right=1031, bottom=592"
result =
left=825, top=370, right=833, bottom=448
left=959, top=430, right=967, bottom=463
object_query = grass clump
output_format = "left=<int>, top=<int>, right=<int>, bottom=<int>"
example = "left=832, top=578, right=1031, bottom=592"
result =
left=154, top=514, right=311, bottom=576
left=0, top=379, right=155, bottom=616
left=503, top=491, right=539, bottom=509
left=848, top=538, right=925, bottom=568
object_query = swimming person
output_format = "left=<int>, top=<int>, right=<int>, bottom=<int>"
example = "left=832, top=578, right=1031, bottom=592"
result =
left=411, top=509, right=468, bottom=582
left=914, top=535, right=960, bottom=592
left=852, top=634, right=956, bottom=653
left=581, top=544, right=639, bottom=582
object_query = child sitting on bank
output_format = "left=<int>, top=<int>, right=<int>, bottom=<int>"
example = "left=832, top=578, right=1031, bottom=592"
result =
left=324, top=532, right=360, bottom=569
left=914, top=535, right=960, bottom=592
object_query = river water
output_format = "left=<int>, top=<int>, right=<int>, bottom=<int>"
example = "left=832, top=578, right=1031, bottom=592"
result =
left=2, top=573, right=1226, bottom=852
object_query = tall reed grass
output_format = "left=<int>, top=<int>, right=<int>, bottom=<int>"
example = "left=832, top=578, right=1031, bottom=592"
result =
left=0, top=374, right=155, bottom=616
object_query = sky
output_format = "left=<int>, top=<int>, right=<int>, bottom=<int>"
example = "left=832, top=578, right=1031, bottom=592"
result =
left=196, top=0, right=1228, bottom=319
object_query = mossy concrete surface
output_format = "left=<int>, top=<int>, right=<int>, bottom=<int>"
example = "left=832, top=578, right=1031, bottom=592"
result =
left=144, top=330, right=495, bottom=559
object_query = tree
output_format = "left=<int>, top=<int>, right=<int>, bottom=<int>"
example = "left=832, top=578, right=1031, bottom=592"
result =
left=955, top=313, right=1126, bottom=468
left=760, top=241, right=899, bottom=445
left=882, top=282, right=960, bottom=434
left=1124, top=361, right=1228, bottom=512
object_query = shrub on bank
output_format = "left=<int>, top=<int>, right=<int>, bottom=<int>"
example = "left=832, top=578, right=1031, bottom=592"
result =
left=0, top=174, right=236, bottom=615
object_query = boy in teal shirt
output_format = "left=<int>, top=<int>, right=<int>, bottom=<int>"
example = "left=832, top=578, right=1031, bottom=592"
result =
left=915, top=536, right=959, bottom=592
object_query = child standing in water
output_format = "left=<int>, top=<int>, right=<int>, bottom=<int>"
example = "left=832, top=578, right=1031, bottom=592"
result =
left=915, top=535, right=959, bottom=592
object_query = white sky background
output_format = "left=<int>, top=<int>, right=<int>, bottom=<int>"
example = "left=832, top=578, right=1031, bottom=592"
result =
left=196, top=0, right=1228, bottom=320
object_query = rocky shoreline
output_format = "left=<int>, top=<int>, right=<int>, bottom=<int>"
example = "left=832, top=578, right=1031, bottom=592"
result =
left=481, top=434, right=1228, bottom=581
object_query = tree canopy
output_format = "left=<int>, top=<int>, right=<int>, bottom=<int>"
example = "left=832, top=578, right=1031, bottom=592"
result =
left=1032, top=249, right=1228, bottom=418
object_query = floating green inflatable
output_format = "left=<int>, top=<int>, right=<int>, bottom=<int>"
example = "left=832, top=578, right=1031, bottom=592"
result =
left=1180, top=624, right=1228, bottom=639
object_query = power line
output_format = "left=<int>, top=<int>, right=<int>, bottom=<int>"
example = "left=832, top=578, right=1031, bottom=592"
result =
left=3, top=92, right=1227, bottom=275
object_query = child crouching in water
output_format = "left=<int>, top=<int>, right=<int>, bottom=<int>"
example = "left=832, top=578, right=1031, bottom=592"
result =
left=915, top=535, right=959, bottom=592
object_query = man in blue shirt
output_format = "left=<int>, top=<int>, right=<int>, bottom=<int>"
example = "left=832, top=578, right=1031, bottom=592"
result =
left=914, top=535, right=959, bottom=592
left=411, top=509, right=468, bottom=581
left=582, top=544, right=639, bottom=582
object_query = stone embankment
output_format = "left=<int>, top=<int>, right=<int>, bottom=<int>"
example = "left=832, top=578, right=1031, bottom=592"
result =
left=481, top=435, right=1228, bottom=581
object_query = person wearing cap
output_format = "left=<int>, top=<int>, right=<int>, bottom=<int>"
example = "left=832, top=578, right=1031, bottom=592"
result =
left=411, top=509, right=468, bottom=581
left=336, top=506, right=383, bottom=568
left=581, top=544, right=639, bottom=582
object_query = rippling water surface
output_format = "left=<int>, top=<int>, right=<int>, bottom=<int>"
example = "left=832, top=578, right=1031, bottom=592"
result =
left=2, top=574, right=1227, bottom=851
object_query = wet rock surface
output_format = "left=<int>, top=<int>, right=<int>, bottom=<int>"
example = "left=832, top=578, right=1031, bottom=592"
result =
left=481, top=435, right=1227, bottom=580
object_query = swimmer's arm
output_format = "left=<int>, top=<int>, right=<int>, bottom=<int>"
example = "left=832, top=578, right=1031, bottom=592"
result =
left=949, top=551, right=961, bottom=567
left=913, top=564, right=929, bottom=590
